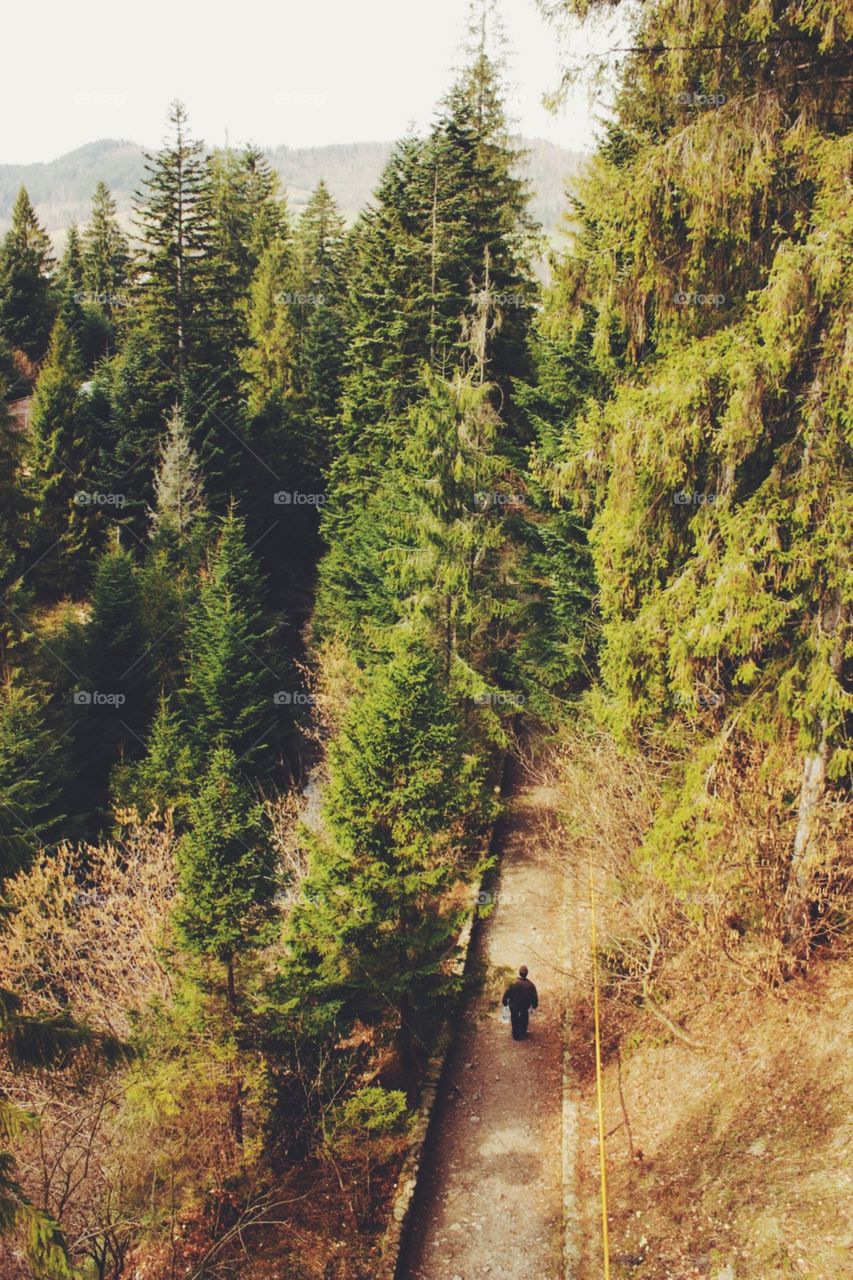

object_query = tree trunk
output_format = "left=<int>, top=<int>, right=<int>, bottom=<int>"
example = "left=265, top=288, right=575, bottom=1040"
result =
left=225, top=952, right=244, bottom=1148
left=785, top=601, right=844, bottom=947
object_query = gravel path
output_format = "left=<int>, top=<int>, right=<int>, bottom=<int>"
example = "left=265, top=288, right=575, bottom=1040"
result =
left=401, top=784, right=568, bottom=1280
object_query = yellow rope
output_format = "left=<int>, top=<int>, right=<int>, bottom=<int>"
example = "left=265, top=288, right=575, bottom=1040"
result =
left=589, top=861, right=611, bottom=1280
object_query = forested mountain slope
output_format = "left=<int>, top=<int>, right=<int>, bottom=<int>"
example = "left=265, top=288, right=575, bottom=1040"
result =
left=0, top=0, right=849, bottom=1277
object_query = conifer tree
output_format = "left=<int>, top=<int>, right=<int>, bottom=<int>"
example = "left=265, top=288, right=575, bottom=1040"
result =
left=0, top=675, right=65, bottom=882
left=132, top=102, right=245, bottom=494
left=182, top=506, right=281, bottom=772
left=287, top=641, right=489, bottom=1064
left=242, top=237, right=296, bottom=414
left=537, top=0, right=852, bottom=942
left=289, top=181, right=347, bottom=419
left=25, top=315, right=95, bottom=593
left=0, top=188, right=55, bottom=361
left=174, top=744, right=276, bottom=1142
left=112, top=691, right=195, bottom=823
left=82, top=180, right=131, bottom=318
left=149, top=405, right=208, bottom=556
left=71, top=539, right=155, bottom=826
left=55, top=224, right=107, bottom=369
left=0, top=377, right=30, bottom=670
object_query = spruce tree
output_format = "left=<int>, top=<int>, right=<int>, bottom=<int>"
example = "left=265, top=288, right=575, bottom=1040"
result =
left=0, top=675, right=65, bottom=882
left=25, top=315, right=95, bottom=594
left=0, top=188, right=55, bottom=361
left=288, top=641, right=488, bottom=1065
left=82, top=180, right=131, bottom=318
left=289, top=181, right=347, bottom=420
left=537, top=0, right=852, bottom=943
left=0, top=376, right=30, bottom=670
left=132, top=102, right=245, bottom=494
left=56, top=225, right=107, bottom=370
left=182, top=506, right=282, bottom=772
left=149, top=405, right=208, bottom=557
left=174, top=744, right=276, bottom=1142
left=112, top=691, right=195, bottom=824
left=71, top=539, right=155, bottom=827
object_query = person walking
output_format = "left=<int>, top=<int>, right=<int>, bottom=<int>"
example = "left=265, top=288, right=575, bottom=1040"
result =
left=501, top=965, right=538, bottom=1041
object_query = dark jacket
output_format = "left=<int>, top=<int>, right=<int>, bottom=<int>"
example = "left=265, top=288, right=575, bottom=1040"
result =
left=502, top=977, right=538, bottom=1013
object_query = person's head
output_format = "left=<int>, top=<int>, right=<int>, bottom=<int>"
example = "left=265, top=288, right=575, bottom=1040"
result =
left=519, top=965, right=529, bottom=978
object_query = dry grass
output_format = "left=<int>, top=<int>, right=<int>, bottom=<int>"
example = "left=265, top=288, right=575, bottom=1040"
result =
left=598, top=960, right=852, bottom=1280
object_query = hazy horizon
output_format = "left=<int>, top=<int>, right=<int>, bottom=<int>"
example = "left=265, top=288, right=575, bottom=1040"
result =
left=0, top=0, right=626, bottom=166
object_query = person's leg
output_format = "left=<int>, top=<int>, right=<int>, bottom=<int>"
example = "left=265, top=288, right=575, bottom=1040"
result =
left=518, top=1008, right=529, bottom=1038
left=510, top=1008, right=524, bottom=1040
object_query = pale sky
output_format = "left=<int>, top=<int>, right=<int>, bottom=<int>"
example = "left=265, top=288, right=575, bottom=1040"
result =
left=0, top=0, right=628, bottom=164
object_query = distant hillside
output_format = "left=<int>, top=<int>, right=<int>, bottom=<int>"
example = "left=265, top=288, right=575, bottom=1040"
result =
left=0, top=137, right=585, bottom=245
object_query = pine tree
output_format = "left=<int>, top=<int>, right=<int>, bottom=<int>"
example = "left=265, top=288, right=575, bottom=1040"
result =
left=174, top=744, right=276, bottom=1142
left=149, top=405, right=208, bottom=555
left=71, top=539, right=155, bottom=827
left=0, top=375, right=31, bottom=671
left=132, top=102, right=245, bottom=494
left=0, top=675, right=65, bottom=882
left=537, top=0, right=852, bottom=945
left=112, top=691, right=195, bottom=823
left=82, top=180, right=131, bottom=318
left=182, top=506, right=282, bottom=772
left=289, top=181, right=347, bottom=419
left=287, top=641, right=488, bottom=1065
left=25, top=315, right=95, bottom=594
left=0, top=188, right=55, bottom=361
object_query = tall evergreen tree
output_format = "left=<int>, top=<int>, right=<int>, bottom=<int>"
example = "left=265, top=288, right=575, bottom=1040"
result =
left=287, top=642, right=489, bottom=1066
left=0, top=675, right=65, bottom=882
left=174, top=744, right=276, bottom=1142
left=0, top=377, right=31, bottom=671
left=182, top=506, right=282, bottom=772
left=0, top=188, right=55, bottom=362
left=82, top=180, right=131, bottom=318
left=70, top=539, right=155, bottom=827
left=132, top=102, right=244, bottom=494
left=25, top=315, right=95, bottom=594
left=537, top=0, right=852, bottom=943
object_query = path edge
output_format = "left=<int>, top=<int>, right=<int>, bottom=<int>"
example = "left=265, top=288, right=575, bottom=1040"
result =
left=561, top=851, right=581, bottom=1277
left=376, top=751, right=514, bottom=1280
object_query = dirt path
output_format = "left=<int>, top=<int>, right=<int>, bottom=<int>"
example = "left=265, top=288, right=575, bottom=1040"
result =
left=401, top=782, right=569, bottom=1280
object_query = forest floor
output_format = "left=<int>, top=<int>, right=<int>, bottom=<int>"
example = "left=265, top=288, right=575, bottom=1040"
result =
left=400, top=779, right=569, bottom=1280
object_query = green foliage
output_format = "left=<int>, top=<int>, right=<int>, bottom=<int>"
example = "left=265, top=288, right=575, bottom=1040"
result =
left=0, top=675, right=65, bottom=882
left=174, top=744, right=276, bottom=962
left=25, top=314, right=98, bottom=593
left=0, top=187, right=55, bottom=361
left=69, top=539, right=156, bottom=827
left=182, top=505, right=282, bottom=771
left=287, top=640, right=491, bottom=1051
